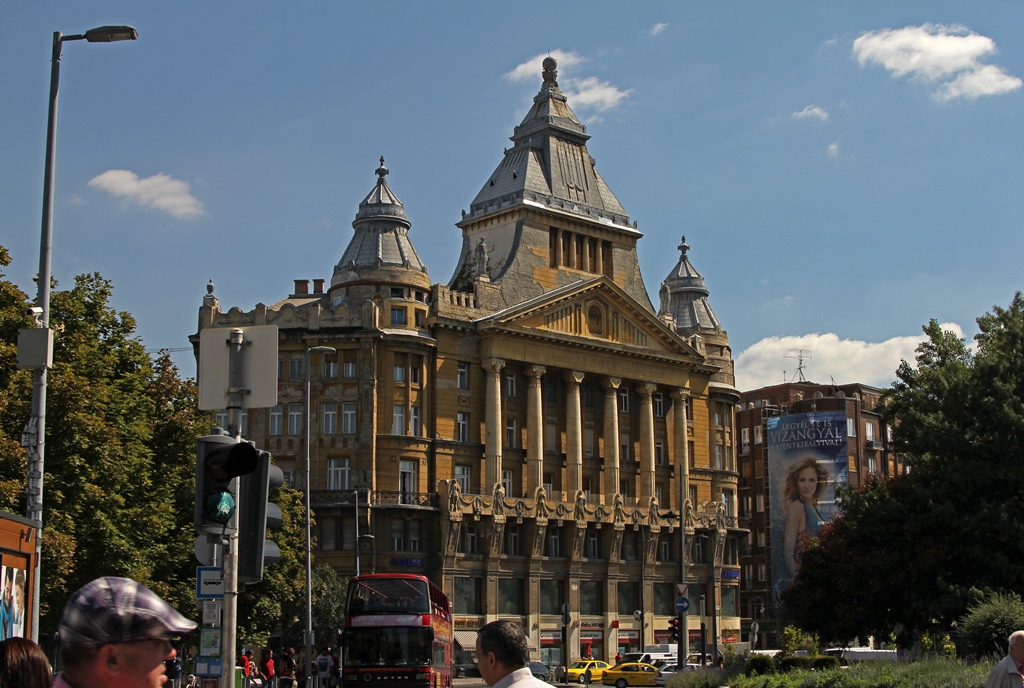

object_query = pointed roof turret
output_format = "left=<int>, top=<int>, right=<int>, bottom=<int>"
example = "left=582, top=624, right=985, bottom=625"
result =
left=330, top=158, right=430, bottom=292
left=658, top=236, right=724, bottom=332
left=463, top=57, right=630, bottom=227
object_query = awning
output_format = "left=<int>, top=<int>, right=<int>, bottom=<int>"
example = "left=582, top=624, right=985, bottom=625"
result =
left=454, top=631, right=478, bottom=649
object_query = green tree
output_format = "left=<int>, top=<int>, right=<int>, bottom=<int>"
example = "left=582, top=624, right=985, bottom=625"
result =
left=784, top=294, right=1024, bottom=648
left=956, top=592, right=1024, bottom=659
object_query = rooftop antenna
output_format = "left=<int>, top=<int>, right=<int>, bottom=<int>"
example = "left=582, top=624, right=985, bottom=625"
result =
left=785, top=349, right=812, bottom=383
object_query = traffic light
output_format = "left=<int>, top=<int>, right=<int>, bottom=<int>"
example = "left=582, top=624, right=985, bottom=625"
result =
left=195, top=432, right=260, bottom=536
left=237, top=448, right=285, bottom=584
left=669, top=616, right=681, bottom=642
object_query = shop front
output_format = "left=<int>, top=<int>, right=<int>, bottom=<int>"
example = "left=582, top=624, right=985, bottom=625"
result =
left=579, top=624, right=604, bottom=662
left=540, top=630, right=563, bottom=669
left=615, top=629, right=639, bottom=656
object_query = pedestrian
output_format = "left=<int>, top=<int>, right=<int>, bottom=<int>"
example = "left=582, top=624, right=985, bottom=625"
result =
left=239, top=651, right=253, bottom=688
left=614, top=652, right=621, bottom=665
left=279, top=647, right=296, bottom=688
left=986, top=630, right=1024, bottom=688
left=715, top=656, right=725, bottom=670
left=475, top=619, right=549, bottom=688
left=260, top=648, right=276, bottom=688
left=52, top=575, right=197, bottom=688
left=165, top=647, right=183, bottom=688
left=315, top=647, right=335, bottom=688
left=0, top=636, right=53, bottom=688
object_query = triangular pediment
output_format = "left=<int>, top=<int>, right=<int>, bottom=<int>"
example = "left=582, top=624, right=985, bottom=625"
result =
left=476, top=277, right=703, bottom=359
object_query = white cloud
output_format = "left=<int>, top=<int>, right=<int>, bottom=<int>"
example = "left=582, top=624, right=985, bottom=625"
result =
left=826, top=142, right=840, bottom=159
left=650, top=23, right=668, bottom=36
left=88, top=169, right=205, bottom=219
left=734, top=324, right=965, bottom=391
left=506, top=51, right=632, bottom=112
left=792, top=105, right=829, bottom=121
left=563, top=76, right=632, bottom=111
left=853, top=24, right=1021, bottom=100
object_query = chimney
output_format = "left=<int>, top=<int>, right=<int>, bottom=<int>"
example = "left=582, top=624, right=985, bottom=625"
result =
left=313, top=278, right=325, bottom=294
left=294, top=279, right=309, bottom=295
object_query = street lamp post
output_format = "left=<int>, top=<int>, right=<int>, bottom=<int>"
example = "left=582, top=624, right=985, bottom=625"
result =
left=305, top=346, right=336, bottom=687
left=26, top=24, right=137, bottom=644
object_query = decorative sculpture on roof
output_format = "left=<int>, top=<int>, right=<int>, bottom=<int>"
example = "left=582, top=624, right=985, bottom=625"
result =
left=648, top=495, right=661, bottom=526
left=573, top=489, right=588, bottom=525
left=492, top=483, right=506, bottom=517
left=447, top=479, right=463, bottom=518
left=542, top=56, right=558, bottom=88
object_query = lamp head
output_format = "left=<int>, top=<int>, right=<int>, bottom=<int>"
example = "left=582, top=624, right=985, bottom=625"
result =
left=84, top=25, right=138, bottom=43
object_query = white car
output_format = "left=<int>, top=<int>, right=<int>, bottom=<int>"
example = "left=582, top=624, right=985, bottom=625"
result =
left=654, top=663, right=681, bottom=686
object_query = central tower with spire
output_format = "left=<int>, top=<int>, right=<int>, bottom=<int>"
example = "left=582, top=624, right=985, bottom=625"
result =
left=448, top=57, right=653, bottom=312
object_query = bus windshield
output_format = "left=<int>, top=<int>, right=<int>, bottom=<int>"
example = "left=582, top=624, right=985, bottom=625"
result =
left=345, top=627, right=433, bottom=667
left=347, top=577, right=430, bottom=615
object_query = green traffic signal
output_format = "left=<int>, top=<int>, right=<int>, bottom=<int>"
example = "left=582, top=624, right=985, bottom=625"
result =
left=205, top=488, right=236, bottom=524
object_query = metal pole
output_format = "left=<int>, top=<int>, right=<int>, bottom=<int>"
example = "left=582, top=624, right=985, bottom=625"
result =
left=24, top=30, right=63, bottom=645
left=304, top=347, right=314, bottom=688
left=221, top=329, right=245, bottom=688
left=354, top=489, right=360, bottom=577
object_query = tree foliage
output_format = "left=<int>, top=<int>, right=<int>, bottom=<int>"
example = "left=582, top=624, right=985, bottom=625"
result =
left=783, top=294, right=1024, bottom=649
left=0, top=246, right=307, bottom=644
left=956, top=592, right=1024, bottom=660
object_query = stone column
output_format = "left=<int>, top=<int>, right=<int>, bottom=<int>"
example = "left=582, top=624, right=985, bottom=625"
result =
left=595, top=241, right=604, bottom=277
left=603, top=377, right=621, bottom=497
left=637, top=383, right=657, bottom=500
left=554, top=229, right=563, bottom=267
left=671, top=386, right=691, bottom=648
left=564, top=371, right=585, bottom=495
left=525, top=365, right=546, bottom=495
left=484, top=358, right=505, bottom=490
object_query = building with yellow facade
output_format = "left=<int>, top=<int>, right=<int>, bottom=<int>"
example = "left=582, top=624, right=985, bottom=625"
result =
left=193, top=57, right=743, bottom=666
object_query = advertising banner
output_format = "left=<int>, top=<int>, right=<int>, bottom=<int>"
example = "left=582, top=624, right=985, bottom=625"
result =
left=0, top=564, right=27, bottom=639
left=767, top=411, right=848, bottom=612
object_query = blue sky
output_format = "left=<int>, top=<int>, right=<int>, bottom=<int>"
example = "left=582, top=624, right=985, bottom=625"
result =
left=4, top=3, right=1023, bottom=390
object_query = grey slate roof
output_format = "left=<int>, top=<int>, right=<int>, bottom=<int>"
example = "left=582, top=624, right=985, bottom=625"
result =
left=658, top=236, right=723, bottom=332
left=331, top=158, right=428, bottom=289
left=465, top=57, right=631, bottom=228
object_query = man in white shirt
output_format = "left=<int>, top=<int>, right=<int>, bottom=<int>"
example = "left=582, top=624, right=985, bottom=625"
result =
left=315, top=647, right=336, bottom=688
left=987, top=630, right=1024, bottom=688
left=475, top=620, right=549, bottom=688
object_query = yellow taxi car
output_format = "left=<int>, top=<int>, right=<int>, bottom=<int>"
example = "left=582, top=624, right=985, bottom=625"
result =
left=565, top=660, right=612, bottom=684
left=601, top=662, right=659, bottom=688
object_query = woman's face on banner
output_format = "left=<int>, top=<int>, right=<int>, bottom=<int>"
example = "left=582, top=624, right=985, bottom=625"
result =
left=797, top=466, right=819, bottom=501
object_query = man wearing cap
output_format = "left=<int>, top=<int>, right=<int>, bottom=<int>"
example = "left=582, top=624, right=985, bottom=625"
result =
left=55, top=576, right=197, bottom=688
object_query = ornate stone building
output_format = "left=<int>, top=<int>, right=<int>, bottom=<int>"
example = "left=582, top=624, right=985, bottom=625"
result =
left=193, top=58, right=742, bottom=665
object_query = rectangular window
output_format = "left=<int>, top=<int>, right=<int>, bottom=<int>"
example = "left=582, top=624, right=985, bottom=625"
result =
left=582, top=382, right=593, bottom=408
left=505, top=524, right=520, bottom=556
left=399, top=460, right=417, bottom=504
left=584, top=427, right=594, bottom=457
left=343, top=361, right=357, bottom=379
left=463, top=525, right=478, bottom=554
left=501, top=469, right=513, bottom=497
left=320, top=517, right=337, bottom=551
left=505, top=373, right=516, bottom=398
left=620, top=431, right=630, bottom=462
left=498, top=579, right=524, bottom=616
left=390, top=307, right=406, bottom=325
left=754, top=425, right=762, bottom=444
left=580, top=580, right=602, bottom=615
left=616, top=582, right=639, bottom=620
left=756, top=494, right=765, bottom=512
left=215, top=410, right=228, bottom=429
left=545, top=422, right=556, bottom=452
left=323, top=403, right=337, bottom=435
left=543, top=473, right=553, bottom=499
left=392, top=405, right=405, bottom=435
left=539, top=580, right=563, bottom=615
left=290, top=356, right=303, bottom=380
left=277, top=356, right=284, bottom=381
left=653, top=392, right=664, bottom=417
left=457, top=362, right=469, bottom=390
left=582, top=476, right=594, bottom=502
left=506, top=418, right=517, bottom=448
left=390, top=287, right=404, bottom=299
left=847, top=417, right=857, bottom=437
left=655, top=439, right=665, bottom=465
left=288, top=404, right=303, bottom=435
left=618, top=387, right=629, bottom=413
left=327, top=458, right=349, bottom=491
left=342, top=402, right=356, bottom=434
left=407, top=520, right=421, bottom=551
left=456, top=412, right=470, bottom=443
left=586, top=529, right=600, bottom=559
left=685, top=397, right=694, bottom=422
left=393, top=364, right=406, bottom=383
left=410, top=358, right=422, bottom=385
left=410, top=407, right=421, bottom=437
left=324, top=359, right=338, bottom=379
left=865, top=421, right=876, bottom=441
left=240, top=410, right=247, bottom=437
left=269, top=405, right=283, bottom=436
left=454, top=577, right=481, bottom=615
left=714, top=445, right=723, bottom=470
left=455, top=465, right=472, bottom=494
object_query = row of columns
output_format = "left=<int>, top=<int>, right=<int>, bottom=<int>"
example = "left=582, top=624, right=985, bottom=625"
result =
left=483, top=358, right=690, bottom=502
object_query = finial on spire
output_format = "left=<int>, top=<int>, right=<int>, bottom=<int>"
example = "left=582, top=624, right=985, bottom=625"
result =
left=678, top=236, right=690, bottom=255
left=207, top=279, right=215, bottom=295
left=542, top=56, right=558, bottom=88
left=376, top=156, right=389, bottom=180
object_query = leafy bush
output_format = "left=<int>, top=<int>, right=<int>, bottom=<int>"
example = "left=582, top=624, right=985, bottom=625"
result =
left=810, top=655, right=839, bottom=671
left=957, top=591, right=1024, bottom=659
left=744, top=654, right=775, bottom=675
left=775, top=655, right=814, bottom=673
left=728, top=656, right=989, bottom=688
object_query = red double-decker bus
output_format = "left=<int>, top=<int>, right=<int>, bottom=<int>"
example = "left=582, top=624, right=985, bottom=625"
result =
left=342, top=574, right=453, bottom=688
